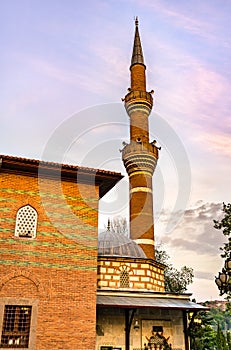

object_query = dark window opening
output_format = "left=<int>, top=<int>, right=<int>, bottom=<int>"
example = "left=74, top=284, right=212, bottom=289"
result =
left=0, top=305, right=32, bottom=348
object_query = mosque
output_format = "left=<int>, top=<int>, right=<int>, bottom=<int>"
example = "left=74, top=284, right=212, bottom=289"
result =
left=0, top=19, right=205, bottom=350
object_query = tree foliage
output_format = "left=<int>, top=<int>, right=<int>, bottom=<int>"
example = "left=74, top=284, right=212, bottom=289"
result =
left=189, top=311, right=215, bottom=350
left=189, top=304, right=231, bottom=350
left=214, top=202, right=231, bottom=258
left=108, top=216, right=128, bottom=236
left=214, top=203, right=231, bottom=300
left=215, top=323, right=230, bottom=350
left=155, top=245, right=194, bottom=293
left=208, top=304, right=231, bottom=332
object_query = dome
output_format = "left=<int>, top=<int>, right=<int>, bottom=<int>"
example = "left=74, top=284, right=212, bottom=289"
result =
left=98, top=228, right=146, bottom=258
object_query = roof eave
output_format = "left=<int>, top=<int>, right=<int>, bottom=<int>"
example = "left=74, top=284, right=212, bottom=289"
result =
left=97, top=290, right=208, bottom=311
left=0, top=155, right=123, bottom=198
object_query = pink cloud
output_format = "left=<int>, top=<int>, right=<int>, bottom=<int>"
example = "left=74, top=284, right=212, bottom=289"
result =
left=152, top=48, right=231, bottom=158
left=135, top=0, right=215, bottom=39
left=195, top=131, right=231, bottom=157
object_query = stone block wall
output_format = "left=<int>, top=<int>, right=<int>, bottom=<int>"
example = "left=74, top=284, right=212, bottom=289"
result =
left=97, top=257, right=165, bottom=292
left=96, top=307, right=185, bottom=350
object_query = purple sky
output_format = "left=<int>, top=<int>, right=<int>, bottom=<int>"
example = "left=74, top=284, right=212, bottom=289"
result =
left=1, top=0, right=231, bottom=301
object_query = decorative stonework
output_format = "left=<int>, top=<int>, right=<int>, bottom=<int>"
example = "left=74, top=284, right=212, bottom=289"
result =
left=123, top=151, right=158, bottom=177
left=120, top=267, right=130, bottom=288
left=124, top=90, right=153, bottom=116
left=15, top=205, right=37, bottom=239
left=0, top=270, right=46, bottom=297
left=97, top=257, right=165, bottom=292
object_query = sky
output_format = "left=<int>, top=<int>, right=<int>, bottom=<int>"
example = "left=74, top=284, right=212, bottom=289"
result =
left=1, top=0, right=231, bottom=302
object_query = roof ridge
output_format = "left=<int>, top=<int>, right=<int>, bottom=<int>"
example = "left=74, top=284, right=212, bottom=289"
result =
left=0, top=154, right=122, bottom=176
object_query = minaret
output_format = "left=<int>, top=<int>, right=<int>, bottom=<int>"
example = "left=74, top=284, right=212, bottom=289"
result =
left=122, top=18, right=159, bottom=259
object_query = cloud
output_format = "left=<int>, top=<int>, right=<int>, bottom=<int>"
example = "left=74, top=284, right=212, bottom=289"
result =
left=135, top=0, right=227, bottom=43
left=194, top=270, right=214, bottom=280
left=194, top=131, right=231, bottom=158
left=151, top=47, right=231, bottom=158
left=187, top=66, right=231, bottom=128
left=89, top=43, right=128, bottom=90
left=12, top=49, right=126, bottom=101
left=157, top=201, right=225, bottom=256
left=155, top=201, right=227, bottom=300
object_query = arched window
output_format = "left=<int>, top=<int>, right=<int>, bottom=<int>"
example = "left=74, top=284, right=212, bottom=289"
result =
left=120, top=268, right=130, bottom=288
left=15, top=205, right=37, bottom=239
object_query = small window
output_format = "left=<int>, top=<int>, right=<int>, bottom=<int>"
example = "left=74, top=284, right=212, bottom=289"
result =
left=0, top=305, right=32, bottom=348
left=15, top=205, right=37, bottom=239
left=120, top=269, right=130, bottom=288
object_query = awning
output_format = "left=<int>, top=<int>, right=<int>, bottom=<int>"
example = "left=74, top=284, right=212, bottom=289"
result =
left=97, top=295, right=207, bottom=311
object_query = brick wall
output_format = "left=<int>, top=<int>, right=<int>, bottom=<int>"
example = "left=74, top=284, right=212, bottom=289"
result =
left=0, top=169, right=99, bottom=350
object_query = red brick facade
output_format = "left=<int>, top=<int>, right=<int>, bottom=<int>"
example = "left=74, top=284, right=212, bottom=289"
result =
left=0, top=155, right=122, bottom=350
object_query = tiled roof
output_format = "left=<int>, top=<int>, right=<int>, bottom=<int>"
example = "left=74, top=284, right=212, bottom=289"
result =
left=97, top=293, right=208, bottom=311
left=0, top=154, right=123, bottom=198
left=0, top=154, right=121, bottom=176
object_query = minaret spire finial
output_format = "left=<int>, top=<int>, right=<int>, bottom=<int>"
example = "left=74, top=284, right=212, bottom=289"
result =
left=135, top=16, right=139, bottom=27
left=107, top=218, right=111, bottom=231
left=131, top=16, right=144, bottom=67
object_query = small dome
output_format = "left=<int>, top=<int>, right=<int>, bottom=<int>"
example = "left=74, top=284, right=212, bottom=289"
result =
left=98, top=228, right=146, bottom=258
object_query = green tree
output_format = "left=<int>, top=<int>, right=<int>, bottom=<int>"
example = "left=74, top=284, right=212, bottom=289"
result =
left=209, top=306, right=231, bottom=332
left=155, top=245, right=194, bottom=293
left=189, top=311, right=216, bottom=350
left=227, top=331, right=231, bottom=349
left=215, top=323, right=229, bottom=350
left=189, top=303, right=231, bottom=350
left=214, top=202, right=231, bottom=259
left=214, top=202, right=231, bottom=299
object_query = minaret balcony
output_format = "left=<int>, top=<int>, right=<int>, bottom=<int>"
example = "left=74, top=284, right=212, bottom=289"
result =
left=122, top=141, right=159, bottom=176
left=124, top=90, right=153, bottom=114
left=125, top=90, right=153, bottom=104
left=122, top=141, right=158, bottom=157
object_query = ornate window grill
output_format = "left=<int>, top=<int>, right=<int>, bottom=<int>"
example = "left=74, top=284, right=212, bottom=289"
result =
left=15, top=205, right=37, bottom=239
left=120, top=269, right=130, bottom=288
left=0, top=305, right=32, bottom=348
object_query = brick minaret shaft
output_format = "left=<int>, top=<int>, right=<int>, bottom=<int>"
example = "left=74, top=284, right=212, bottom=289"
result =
left=122, top=18, right=159, bottom=259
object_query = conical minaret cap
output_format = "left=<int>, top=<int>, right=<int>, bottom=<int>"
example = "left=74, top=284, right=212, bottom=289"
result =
left=131, top=17, right=145, bottom=67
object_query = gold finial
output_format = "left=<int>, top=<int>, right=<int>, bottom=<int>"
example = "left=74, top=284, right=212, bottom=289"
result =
left=107, top=218, right=111, bottom=231
left=135, top=16, right=139, bottom=27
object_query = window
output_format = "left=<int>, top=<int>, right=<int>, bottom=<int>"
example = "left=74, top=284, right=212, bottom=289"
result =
left=120, top=269, right=130, bottom=288
left=15, top=205, right=37, bottom=239
left=0, top=305, right=32, bottom=348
